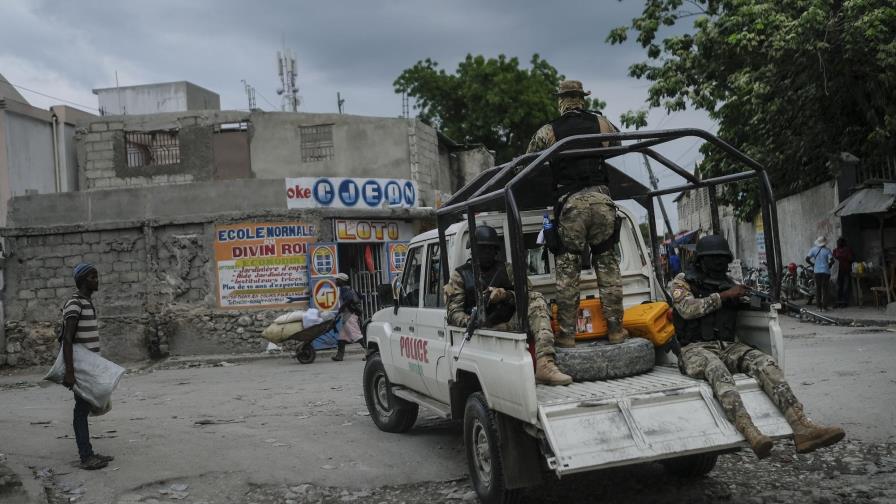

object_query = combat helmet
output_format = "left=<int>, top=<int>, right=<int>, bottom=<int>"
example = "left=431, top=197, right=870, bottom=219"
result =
left=469, top=225, right=501, bottom=248
left=695, top=235, right=733, bottom=261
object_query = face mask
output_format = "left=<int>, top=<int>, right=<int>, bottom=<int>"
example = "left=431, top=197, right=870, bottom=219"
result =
left=701, top=256, right=730, bottom=278
left=477, top=246, right=497, bottom=270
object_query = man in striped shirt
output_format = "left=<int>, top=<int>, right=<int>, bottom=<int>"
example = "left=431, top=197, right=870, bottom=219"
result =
left=62, top=263, right=114, bottom=470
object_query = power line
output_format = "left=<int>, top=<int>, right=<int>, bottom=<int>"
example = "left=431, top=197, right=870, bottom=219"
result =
left=0, top=76, right=99, bottom=111
left=256, top=90, right=277, bottom=110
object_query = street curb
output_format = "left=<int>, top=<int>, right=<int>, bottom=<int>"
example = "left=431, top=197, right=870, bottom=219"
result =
left=826, top=316, right=896, bottom=328
left=146, top=345, right=366, bottom=368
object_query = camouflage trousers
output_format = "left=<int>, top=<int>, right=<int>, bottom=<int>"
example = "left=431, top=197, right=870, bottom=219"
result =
left=555, top=186, right=623, bottom=345
left=491, top=290, right=555, bottom=359
left=679, top=341, right=801, bottom=422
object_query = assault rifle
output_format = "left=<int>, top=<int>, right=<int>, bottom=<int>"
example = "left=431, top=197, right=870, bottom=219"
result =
left=455, top=306, right=480, bottom=361
left=743, top=287, right=838, bottom=324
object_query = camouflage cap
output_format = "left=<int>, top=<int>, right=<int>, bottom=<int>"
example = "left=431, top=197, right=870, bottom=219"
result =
left=555, top=80, right=591, bottom=97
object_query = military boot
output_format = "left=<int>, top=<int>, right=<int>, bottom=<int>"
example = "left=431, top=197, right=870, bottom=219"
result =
left=606, top=317, right=629, bottom=345
left=734, top=410, right=774, bottom=459
left=331, top=341, right=345, bottom=361
left=535, top=356, right=573, bottom=386
left=785, top=406, right=845, bottom=453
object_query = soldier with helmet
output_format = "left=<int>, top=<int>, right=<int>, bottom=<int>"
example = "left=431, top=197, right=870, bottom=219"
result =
left=670, top=235, right=845, bottom=458
left=444, top=225, right=572, bottom=386
left=527, top=79, right=628, bottom=348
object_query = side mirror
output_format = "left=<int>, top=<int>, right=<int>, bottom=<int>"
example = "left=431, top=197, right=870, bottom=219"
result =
left=391, top=276, right=402, bottom=314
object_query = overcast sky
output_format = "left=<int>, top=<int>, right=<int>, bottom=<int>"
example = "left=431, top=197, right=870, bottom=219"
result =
left=1, top=0, right=718, bottom=232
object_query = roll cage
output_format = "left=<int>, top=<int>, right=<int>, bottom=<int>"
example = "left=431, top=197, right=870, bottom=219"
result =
left=436, top=129, right=783, bottom=343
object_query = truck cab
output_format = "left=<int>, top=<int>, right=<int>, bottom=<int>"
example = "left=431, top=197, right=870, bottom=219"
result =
left=363, top=128, right=792, bottom=504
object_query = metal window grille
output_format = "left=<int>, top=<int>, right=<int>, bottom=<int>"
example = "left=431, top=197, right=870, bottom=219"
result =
left=300, top=124, right=335, bottom=162
left=126, top=131, right=180, bottom=168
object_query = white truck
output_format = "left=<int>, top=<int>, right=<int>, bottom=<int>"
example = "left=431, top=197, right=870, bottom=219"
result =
left=362, top=129, right=794, bottom=504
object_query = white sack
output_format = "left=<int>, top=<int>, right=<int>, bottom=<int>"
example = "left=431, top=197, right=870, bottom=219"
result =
left=44, top=344, right=125, bottom=415
left=303, top=308, right=324, bottom=328
left=261, top=320, right=304, bottom=343
left=274, top=309, right=306, bottom=325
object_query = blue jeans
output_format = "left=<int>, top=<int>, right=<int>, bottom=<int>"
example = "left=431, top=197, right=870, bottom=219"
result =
left=73, top=393, right=94, bottom=462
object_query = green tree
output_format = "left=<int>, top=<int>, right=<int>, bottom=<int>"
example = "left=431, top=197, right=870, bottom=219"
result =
left=394, top=54, right=606, bottom=163
left=608, top=0, right=896, bottom=218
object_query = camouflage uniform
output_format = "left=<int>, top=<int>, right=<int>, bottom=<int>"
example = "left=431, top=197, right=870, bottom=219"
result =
left=527, top=95, right=623, bottom=345
left=669, top=273, right=801, bottom=423
left=444, top=263, right=556, bottom=358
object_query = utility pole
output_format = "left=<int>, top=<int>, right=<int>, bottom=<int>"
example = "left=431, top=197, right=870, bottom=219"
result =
left=337, top=92, right=345, bottom=114
left=642, top=154, right=675, bottom=241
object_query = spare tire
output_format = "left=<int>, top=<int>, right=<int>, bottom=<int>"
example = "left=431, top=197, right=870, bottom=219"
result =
left=555, top=338, right=655, bottom=382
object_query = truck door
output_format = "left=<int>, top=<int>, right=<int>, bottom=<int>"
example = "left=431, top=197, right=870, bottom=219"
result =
left=415, top=241, right=451, bottom=403
left=388, top=244, right=428, bottom=394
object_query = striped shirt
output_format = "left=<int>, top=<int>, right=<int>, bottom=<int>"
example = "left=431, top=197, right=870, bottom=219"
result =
left=63, top=291, right=100, bottom=352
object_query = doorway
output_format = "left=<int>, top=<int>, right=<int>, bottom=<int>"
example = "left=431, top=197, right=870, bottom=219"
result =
left=337, top=243, right=385, bottom=320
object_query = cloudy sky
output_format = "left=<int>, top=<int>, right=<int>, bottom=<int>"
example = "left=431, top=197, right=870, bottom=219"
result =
left=2, top=0, right=717, bottom=231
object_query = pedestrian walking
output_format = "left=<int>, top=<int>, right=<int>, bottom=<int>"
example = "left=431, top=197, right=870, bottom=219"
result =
left=333, top=272, right=363, bottom=361
left=526, top=79, right=627, bottom=346
left=61, top=263, right=114, bottom=470
left=806, top=236, right=834, bottom=311
left=833, top=237, right=854, bottom=307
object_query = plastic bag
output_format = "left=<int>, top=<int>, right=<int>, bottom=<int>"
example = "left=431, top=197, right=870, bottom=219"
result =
left=303, top=308, right=324, bottom=328
left=44, top=344, right=125, bottom=415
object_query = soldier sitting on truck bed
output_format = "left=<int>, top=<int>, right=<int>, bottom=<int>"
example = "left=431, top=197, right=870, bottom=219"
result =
left=444, top=225, right=573, bottom=386
left=670, top=235, right=845, bottom=459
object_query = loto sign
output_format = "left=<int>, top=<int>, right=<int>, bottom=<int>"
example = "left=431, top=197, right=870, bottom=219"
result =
left=334, top=219, right=413, bottom=243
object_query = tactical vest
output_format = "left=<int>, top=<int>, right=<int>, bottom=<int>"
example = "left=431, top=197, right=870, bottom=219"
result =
left=457, top=261, right=515, bottom=324
left=550, top=110, right=609, bottom=189
left=673, top=271, right=740, bottom=347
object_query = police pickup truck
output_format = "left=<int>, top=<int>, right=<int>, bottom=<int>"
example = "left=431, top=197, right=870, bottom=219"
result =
left=362, top=129, right=794, bottom=504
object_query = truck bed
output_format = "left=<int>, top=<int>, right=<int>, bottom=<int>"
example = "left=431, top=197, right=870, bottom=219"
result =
left=535, top=365, right=793, bottom=476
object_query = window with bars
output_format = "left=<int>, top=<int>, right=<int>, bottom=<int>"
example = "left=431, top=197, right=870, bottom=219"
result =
left=126, top=131, right=181, bottom=168
left=300, top=124, right=335, bottom=162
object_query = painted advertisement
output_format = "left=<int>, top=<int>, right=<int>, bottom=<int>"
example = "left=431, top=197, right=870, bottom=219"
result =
left=214, top=222, right=316, bottom=308
left=755, top=215, right=766, bottom=264
left=286, top=177, right=418, bottom=209
left=308, top=243, right=339, bottom=278
left=387, top=241, right=409, bottom=280
left=333, top=219, right=414, bottom=243
left=311, top=277, right=340, bottom=312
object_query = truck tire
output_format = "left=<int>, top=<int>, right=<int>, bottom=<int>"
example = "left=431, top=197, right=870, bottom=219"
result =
left=555, top=337, right=654, bottom=382
left=661, top=452, right=718, bottom=478
left=363, top=353, right=418, bottom=433
left=463, top=392, right=522, bottom=504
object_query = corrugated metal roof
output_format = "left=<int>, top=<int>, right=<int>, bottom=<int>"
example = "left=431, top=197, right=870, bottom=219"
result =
left=833, top=187, right=896, bottom=216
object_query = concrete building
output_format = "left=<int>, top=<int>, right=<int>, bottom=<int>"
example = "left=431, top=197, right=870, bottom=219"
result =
left=1, top=98, right=493, bottom=367
left=93, top=81, right=220, bottom=116
left=0, top=74, right=97, bottom=226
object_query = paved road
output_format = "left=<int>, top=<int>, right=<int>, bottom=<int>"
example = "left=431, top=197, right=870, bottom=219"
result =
left=0, top=316, right=893, bottom=503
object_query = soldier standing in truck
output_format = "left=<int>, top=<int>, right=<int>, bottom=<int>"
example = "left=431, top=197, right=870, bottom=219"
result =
left=526, top=79, right=628, bottom=348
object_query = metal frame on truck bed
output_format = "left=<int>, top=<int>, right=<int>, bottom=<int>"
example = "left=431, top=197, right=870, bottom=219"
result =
left=436, top=128, right=784, bottom=343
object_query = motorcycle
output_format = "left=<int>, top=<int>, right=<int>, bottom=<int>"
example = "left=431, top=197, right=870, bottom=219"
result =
left=796, top=264, right=816, bottom=303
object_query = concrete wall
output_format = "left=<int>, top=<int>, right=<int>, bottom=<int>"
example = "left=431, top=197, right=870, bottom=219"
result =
left=4, top=112, right=56, bottom=197
left=75, top=111, right=481, bottom=207
left=0, top=179, right=436, bottom=367
left=95, top=82, right=220, bottom=116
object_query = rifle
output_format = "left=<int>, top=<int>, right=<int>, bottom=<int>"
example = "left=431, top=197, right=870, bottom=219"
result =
left=744, top=287, right=838, bottom=324
left=454, top=306, right=480, bottom=361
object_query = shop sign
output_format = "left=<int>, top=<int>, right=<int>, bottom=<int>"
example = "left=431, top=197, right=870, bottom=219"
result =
left=286, top=177, right=418, bottom=209
left=214, top=222, right=315, bottom=308
left=334, top=219, right=413, bottom=243
left=309, top=243, right=338, bottom=278
left=311, top=277, right=340, bottom=311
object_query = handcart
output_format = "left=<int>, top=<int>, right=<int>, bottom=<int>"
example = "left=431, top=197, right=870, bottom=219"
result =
left=287, top=318, right=338, bottom=364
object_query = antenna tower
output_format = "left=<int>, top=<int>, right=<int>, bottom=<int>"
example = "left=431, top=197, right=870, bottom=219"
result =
left=337, top=92, right=345, bottom=114
left=241, top=80, right=257, bottom=111
left=276, top=46, right=299, bottom=112
left=401, top=92, right=409, bottom=118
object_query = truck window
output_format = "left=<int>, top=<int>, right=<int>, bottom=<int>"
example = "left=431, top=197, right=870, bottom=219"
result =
left=423, top=242, right=444, bottom=308
left=399, top=246, right=423, bottom=307
left=524, top=232, right=550, bottom=275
